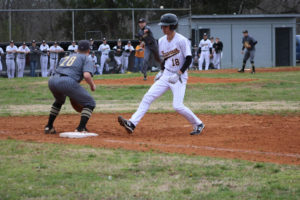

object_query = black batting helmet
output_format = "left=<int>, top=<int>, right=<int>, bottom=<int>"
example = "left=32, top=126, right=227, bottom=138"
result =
left=158, top=13, right=178, bottom=30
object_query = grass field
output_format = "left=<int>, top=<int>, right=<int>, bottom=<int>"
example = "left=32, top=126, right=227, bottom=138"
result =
left=0, top=67, right=300, bottom=199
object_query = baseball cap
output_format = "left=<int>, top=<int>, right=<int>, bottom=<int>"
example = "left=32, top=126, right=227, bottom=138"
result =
left=10, top=40, right=14, bottom=43
left=90, top=38, right=93, bottom=41
left=22, top=42, right=26, bottom=45
left=118, top=38, right=121, bottom=42
left=210, top=37, right=214, bottom=39
left=32, top=40, right=36, bottom=43
left=78, top=40, right=90, bottom=51
left=103, top=37, right=106, bottom=41
left=72, top=40, right=76, bottom=43
left=243, top=30, right=248, bottom=33
left=42, top=40, right=46, bottom=43
left=138, top=18, right=146, bottom=23
left=203, top=33, right=207, bottom=36
left=54, top=41, right=58, bottom=44
left=127, top=40, right=131, bottom=44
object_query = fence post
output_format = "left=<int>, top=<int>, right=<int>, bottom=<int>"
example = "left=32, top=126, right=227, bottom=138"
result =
left=72, top=10, right=75, bottom=41
left=9, top=10, right=12, bottom=41
left=132, top=9, right=135, bottom=40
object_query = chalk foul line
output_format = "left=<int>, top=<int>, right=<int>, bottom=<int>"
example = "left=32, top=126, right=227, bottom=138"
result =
left=103, top=139, right=300, bottom=159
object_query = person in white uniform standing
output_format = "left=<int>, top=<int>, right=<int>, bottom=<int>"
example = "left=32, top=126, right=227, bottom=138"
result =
left=198, top=33, right=212, bottom=71
left=40, top=40, right=49, bottom=77
left=118, top=13, right=205, bottom=136
left=0, top=46, right=4, bottom=73
left=68, top=41, right=78, bottom=55
left=16, top=42, right=30, bottom=77
left=89, top=51, right=100, bottom=74
left=48, top=41, right=64, bottom=76
left=122, top=40, right=134, bottom=73
left=98, top=37, right=110, bottom=75
left=6, top=40, right=18, bottom=79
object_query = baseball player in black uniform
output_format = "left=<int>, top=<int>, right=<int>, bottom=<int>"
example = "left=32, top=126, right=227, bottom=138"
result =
left=238, top=30, right=258, bottom=74
left=137, top=18, right=160, bottom=80
left=44, top=40, right=96, bottom=134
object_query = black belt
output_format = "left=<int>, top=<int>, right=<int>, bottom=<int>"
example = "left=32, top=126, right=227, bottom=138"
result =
left=53, top=73, right=68, bottom=77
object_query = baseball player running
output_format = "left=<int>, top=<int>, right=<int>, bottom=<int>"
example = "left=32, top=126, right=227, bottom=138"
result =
left=44, top=40, right=96, bottom=134
left=48, top=41, right=64, bottom=76
left=0, top=46, right=5, bottom=73
left=118, top=13, right=205, bottom=136
left=238, top=30, right=257, bottom=74
left=122, top=41, right=134, bottom=73
left=198, top=33, right=212, bottom=71
left=16, top=42, right=30, bottom=77
left=6, top=40, right=18, bottom=79
left=98, top=37, right=110, bottom=75
left=68, top=41, right=78, bottom=55
left=40, top=40, right=50, bottom=77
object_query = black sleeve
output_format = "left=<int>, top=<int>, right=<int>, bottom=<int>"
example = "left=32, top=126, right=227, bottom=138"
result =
left=180, top=56, right=192, bottom=73
left=209, top=48, right=212, bottom=54
left=160, top=59, right=165, bottom=71
left=197, top=47, right=201, bottom=55
left=242, top=38, right=245, bottom=50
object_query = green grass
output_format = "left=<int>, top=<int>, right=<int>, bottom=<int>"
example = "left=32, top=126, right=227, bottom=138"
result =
left=0, top=68, right=300, bottom=115
left=0, top=140, right=299, bottom=200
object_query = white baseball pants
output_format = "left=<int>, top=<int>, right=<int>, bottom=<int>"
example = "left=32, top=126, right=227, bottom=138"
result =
left=17, top=58, right=26, bottom=77
left=40, top=55, right=48, bottom=77
left=114, top=56, right=123, bottom=73
left=122, top=56, right=129, bottom=72
left=214, top=53, right=221, bottom=69
left=48, top=58, right=58, bottom=76
left=129, top=71, right=202, bottom=128
left=0, top=59, right=3, bottom=71
left=6, top=59, right=15, bottom=78
left=198, top=51, right=210, bottom=70
left=100, top=54, right=109, bottom=75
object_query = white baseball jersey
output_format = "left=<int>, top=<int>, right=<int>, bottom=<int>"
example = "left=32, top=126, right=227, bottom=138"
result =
left=98, top=44, right=110, bottom=55
left=40, top=44, right=50, bottom=56
left=6, top=45, right=18, bottom=59
left=159, top=33, right=191, bottom=78
left=49, top=45, right=63, bottom=59
left=68, top=45, right=78, bottom=52
left=0, top=47, right=4, bottom=61
left=17, top=46, right=30, bottom=59
left=123, top=45, right=134, bottom=57
left=88, top=55, right=98, bottom=65
left=198, top=39, right=212, bottom=51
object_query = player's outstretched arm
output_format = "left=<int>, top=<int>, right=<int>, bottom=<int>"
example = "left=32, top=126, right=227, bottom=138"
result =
left=84, top=72, right=96, bottom=91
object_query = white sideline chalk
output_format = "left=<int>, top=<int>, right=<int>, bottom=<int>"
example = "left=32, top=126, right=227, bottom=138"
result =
left=59, top=132, right=98, bottom=138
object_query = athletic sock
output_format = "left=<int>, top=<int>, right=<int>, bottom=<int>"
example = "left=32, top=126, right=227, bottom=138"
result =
left=77, top=107, right=94, bottom=129
left=47, top=102, right=62, bottom=128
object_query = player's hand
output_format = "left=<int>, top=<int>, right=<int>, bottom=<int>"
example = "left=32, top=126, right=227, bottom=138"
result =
left=90, top=83, right=96, bottom=91
left=154, top=70, right=163, bottom=82
left=168, top=72, right=182, bottom=84
left=144, top=29, right=148, bottom=33
left=241, top=50, right=244, bottom=54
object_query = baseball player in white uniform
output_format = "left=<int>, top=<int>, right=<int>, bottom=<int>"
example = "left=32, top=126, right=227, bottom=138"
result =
left=16, top=42, right=30, bottom=77
left=118, top=13, right=205, bottom=136
left=68, top=41, right=78, bottom=55
left=98, top=38, right=110, bottom=75
left=48, top=41, right=64, bottom=76
left=122, top=41, right=134, bottom=73
left=40, top=40, right=49, bottom=77
left=0, top=47, right=4, bottom=73
left=89, top=51, right=100, bottom=74
left=6, top=40, right=18, bottom=79
left=198, top=33, right=212, bottom=70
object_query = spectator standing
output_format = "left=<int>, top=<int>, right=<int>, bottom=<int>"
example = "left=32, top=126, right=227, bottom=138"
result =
left=16, top=42, right=30, bottom=77
left=135, top=41, right=145, bottom=72
left=6, top=40, right=17, bottom=79
left=29, top=40, right=40, bottom=77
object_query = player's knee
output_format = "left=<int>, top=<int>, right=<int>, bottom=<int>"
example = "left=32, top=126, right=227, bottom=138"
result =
left=84, top=105, right=95, bottom=111
left=142, top=93, right=156, bottom=104
left=53, top=101, right=63, bottom=109
left=173, top=103, right=185, bottom=113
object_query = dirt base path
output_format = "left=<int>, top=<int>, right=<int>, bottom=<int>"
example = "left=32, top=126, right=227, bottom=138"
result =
left=0, top=113, right=299, bottom=165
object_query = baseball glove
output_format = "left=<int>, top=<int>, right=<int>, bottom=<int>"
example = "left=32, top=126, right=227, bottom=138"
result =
left=244, top=41, right=251, bottom=48
left=69, top=98, right=83, bottom=113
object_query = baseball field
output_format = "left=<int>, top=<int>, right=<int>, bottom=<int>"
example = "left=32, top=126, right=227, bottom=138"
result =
left=0, top=67, right=300, bottom=199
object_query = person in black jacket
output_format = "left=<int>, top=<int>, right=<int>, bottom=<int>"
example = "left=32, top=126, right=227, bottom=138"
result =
left=238, top=30, right=258, bottom=73
left=213, top=37, right=223, bottom=69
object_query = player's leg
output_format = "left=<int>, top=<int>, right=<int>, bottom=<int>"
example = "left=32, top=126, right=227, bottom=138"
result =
left=20, top=59, right=25, bottom=77
left=17, top=58, right=22, bottom=77
left=204, top=52, right=210, bottom=70
left=250, top=50, right=256, bottom=74
left=118, top=78, right=169, bottom=133
left=48, top=59, right=54, bottom=76
left=239, top=51, right=250, bottom=72
left=100, top=56, right=105, bottom=75
left=104, top=55, right=109, bottom=72
left=169, top=79, right=204, bottom=135
left=142, top=46, right=150, bottom=80
left=198, top=54, right=204, bottom=70
left=124, top=56, right=129, bottom=72
left=6, top=60, right=10, bottom=78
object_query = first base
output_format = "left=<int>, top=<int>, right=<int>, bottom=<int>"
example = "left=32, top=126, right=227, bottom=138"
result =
left=59, top=132, right=98, bottom=138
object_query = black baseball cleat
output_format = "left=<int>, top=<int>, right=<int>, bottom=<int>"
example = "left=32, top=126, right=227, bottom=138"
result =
left=143, top=76, right=147, bottom=81
left=238, top=68, right=244, bottom=73
left=75, top=127, right=89, bottom=133
left=44, top=126, right=56, bottom=134
left=190, top=124, right=205, bottom=135
left=118, top=116, right=135, bottom=134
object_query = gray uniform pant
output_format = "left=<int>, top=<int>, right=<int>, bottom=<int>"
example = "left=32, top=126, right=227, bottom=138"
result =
left=214, top=53, right=222, bottom=69
left=48, top=75, right=95, bottom=107
left=6, top=59, right=15, bottom=79
left=243, top=49, right=255, bottom=63
left=122, top=56, right=129, bottom=73
left=0, top=59, right=2, bottom=71
left=49, top=58, right=58, bottom=76
left=40, top=55, right=48, bottom=77
left=17, top=58, right=26, bottom=77
left=142, top=45, right=160, bottom=77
